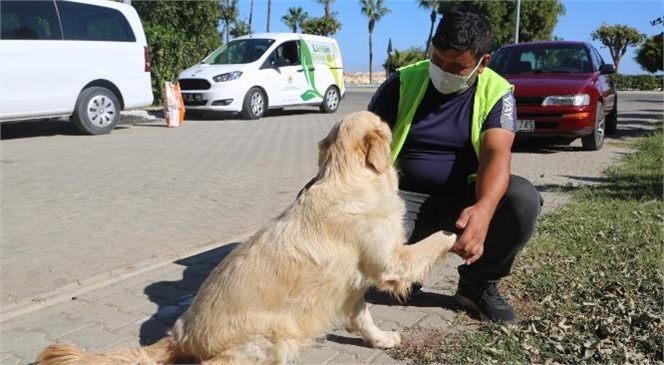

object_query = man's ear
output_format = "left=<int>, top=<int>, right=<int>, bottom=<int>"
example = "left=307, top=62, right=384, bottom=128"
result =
left=363, top=129, right=391, bottom=174
left=478, top=53, right=491, bottom=74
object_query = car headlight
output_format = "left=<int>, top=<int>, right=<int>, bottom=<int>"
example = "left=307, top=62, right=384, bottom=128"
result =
left=212, top=71, right=242, bottom=82
left=542, top=94, right=590, bottom=106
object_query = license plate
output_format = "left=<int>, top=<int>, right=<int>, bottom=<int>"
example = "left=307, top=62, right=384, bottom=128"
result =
left=183, top=93, right=202, bottom=102
left=517, top=120, right=535, bottom=132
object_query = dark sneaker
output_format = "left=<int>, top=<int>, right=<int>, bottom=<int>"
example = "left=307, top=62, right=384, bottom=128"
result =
left=453, top=279, right=516, bottom=324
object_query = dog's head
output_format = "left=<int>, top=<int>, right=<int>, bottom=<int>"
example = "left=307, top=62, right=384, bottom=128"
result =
left=318, top=111, right=394, bottom=179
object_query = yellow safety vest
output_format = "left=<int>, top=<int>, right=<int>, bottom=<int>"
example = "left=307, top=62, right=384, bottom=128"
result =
left=391, top=60, right=513, bottom=162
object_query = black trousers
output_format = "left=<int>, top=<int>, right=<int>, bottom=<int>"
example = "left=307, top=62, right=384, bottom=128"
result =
left=400, top=175, right=542, bottom=282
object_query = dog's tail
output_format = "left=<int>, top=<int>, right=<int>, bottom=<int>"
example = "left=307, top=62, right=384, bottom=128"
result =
left=35, top=336, right=180, bottom=365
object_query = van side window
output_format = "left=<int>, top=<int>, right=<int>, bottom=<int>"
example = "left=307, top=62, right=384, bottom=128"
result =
left=57, top=1, right=136, bottom=42
left=272, top=41, right=300, bottom=67
left=0, top=0, right=62, bottom=40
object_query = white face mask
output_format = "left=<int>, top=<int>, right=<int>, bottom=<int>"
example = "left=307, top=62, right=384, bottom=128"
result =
left=428, top=59, right=482, bottom=95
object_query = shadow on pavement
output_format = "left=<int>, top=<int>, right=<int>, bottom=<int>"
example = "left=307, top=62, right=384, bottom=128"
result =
left=139, top=242, right=240, bottom=346
left=365, top=289, right=460, bottom=311
left=0, top=119, right=135, bottom=140
left=184, top=107, right=322, bottom=121
left=1, top=119, right=82, bottom=139
left=512, top=110, right=661, bottom=154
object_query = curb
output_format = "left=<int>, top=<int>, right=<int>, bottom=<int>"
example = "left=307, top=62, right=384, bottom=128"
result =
left=0, top=226, right=259, bottom=322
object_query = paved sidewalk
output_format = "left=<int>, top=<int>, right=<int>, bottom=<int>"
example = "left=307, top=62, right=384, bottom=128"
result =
left=1, top=90, right=660, bottom=364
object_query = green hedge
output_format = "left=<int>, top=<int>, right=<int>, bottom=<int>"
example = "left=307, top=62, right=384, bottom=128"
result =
left=134, top=1, right=222, bottom=105
left=612, top=74, right=664, bottom=91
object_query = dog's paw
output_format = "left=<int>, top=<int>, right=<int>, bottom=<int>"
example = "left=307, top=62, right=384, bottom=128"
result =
left=368, top=330, right=401, bottom=348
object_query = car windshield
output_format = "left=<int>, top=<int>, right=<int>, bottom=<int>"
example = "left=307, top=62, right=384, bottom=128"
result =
left=202, top=38, right=275, bottom=65
left=491, top=44, right=592, bottom=74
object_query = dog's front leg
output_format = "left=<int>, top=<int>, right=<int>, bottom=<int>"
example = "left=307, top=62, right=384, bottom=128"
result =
left=377, top=230, right=456, bottom=297
left=344, top=294, right=401, bottom=348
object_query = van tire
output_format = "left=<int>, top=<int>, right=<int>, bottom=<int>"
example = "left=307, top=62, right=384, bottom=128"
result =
left=71, top=87, right=121, bottom=135
left=241, top=87, right=266, bottom=120
left=319, top=86, right=340, bottom=113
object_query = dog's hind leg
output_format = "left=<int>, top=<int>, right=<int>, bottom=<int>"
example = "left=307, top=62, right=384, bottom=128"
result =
left=344, top=294, right=401, bottom=349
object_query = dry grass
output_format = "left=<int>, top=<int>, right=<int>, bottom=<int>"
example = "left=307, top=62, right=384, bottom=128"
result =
left=388, top=126, right=664, bottom=364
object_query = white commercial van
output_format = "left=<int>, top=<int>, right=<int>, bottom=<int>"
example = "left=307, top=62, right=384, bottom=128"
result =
left=0, top=0, right=153, bottom=135
left=178, top=33, right=345, bottom=119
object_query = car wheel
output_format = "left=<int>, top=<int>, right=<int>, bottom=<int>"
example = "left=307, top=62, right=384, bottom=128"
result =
left=319, top=86, right=340, bottom=113
left=71, top=86, right=120, bottom=135
left=241, top=87, right=266, bottom=120
left=581, top=102, right=605, bottom=151
left=605, top=97, right=618, bottom=135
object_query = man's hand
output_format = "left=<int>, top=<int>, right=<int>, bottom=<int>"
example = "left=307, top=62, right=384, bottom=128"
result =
left=450, top=203, right=492, bottom=265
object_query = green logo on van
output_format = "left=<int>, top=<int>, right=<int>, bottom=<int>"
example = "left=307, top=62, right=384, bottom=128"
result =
left=299, top=38, right=324, bottom=101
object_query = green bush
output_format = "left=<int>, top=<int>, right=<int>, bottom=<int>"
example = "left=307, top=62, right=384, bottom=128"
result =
left=612, top=74, right=663, bottom=91
left=134, top=1, right=222, bottom=105
left=383, top=47, right=426, bottom=75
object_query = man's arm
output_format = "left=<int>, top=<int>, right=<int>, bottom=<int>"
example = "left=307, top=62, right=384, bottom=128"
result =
left=475, top=128, right=514, bottom=216
left=451, top=91, right=516, bottom=264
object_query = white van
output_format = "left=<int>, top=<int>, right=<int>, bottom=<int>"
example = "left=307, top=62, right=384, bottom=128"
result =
left=178, top=33, right=345, bottom=119
left=0, top=0, right=153, bottom=135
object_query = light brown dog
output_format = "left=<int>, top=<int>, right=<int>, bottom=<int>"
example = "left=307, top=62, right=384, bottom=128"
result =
left=36, top=111, right=456, bottom=365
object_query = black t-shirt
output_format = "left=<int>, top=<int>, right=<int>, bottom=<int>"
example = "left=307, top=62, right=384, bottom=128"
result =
left=368, top=72, right=516, bottom=193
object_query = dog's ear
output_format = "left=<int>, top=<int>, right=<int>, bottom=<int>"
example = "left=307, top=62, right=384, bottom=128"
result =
left=318, top=122, right=338, bottom=168
left=362, top=129, right=391, bottom=173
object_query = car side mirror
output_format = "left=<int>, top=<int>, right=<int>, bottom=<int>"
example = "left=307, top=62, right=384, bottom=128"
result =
left=599, top=64, right=616, bottom=75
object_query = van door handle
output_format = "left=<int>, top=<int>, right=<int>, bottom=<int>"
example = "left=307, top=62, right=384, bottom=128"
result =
left=297, top=67, right=315, bottom=72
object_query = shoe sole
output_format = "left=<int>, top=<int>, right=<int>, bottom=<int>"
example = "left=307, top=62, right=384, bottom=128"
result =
left=453, top=293, right=489, bottom=321
left=454, top=293, right=516, bottom=325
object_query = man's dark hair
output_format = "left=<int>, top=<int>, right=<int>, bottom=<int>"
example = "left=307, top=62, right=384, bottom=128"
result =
left=431, top=7, right=492, bottom=60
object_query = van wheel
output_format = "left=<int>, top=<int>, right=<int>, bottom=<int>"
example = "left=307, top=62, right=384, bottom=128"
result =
left=241, top=87, right=266, bottom=120
left=581, top=102, right=605, bottom=151
left=319, top=86, right=340, bottom=113
left=71, top=87, right=120, bottom=135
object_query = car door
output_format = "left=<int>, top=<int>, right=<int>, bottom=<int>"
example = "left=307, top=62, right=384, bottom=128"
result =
left=0, top=0, right=68, bottom=119
left=261, top=40, right=309, bottom=106
left=589, top=46, right=616, bottom=113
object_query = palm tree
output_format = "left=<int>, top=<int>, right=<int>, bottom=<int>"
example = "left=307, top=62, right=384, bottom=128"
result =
left=220, top=0, right=239, bottom=43
left=267, top=0, right=272, bottom=32
left=418, top=0, right=443, bottom=57
left=360, top=0, right=391, bottom=84
left=281, top=6, right=310, bottom=33
left=313, top=0, right=336, bottom=18
left=249, top=0, right=254, bottom=29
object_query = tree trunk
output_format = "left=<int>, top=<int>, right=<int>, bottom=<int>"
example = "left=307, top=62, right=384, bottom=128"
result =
left=224, top=0, right=230, bottom=44
left=249, top=0, right=254, bottom=28
left=369, top=31, right=373, bottom=84
left=267, top=0, right=272, bottom=32
left=426, top=10, right=436, bottom=56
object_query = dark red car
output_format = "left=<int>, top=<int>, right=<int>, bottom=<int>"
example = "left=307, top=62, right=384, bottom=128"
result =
left=490, top=41, right=617, bottom=150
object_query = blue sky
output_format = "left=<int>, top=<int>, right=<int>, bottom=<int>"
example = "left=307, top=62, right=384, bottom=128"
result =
left=236, top=0, right=663, bottom=75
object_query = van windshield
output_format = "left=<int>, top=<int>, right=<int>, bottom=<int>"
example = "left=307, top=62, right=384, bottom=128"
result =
left=202, top=38, right=275, bottom=65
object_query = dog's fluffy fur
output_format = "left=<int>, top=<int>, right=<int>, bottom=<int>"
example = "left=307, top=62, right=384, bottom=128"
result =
left=36, top=111, right=456, bottom=365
